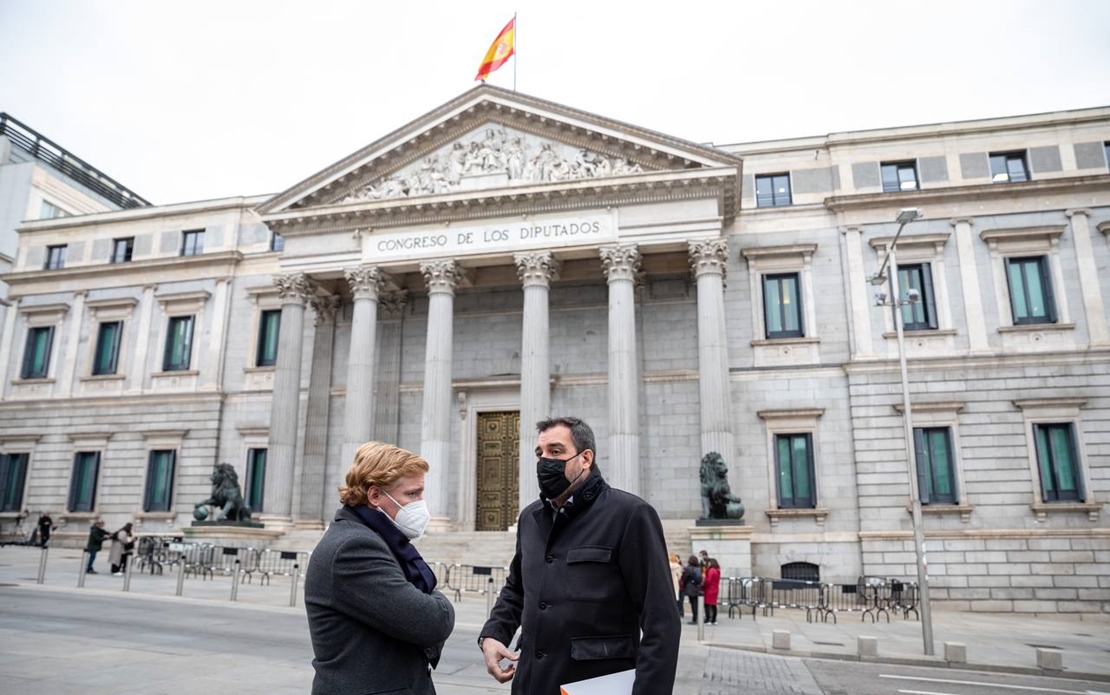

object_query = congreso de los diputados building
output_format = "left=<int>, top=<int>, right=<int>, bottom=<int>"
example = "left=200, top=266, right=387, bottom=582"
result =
left=0, top=87, right=1107, bottom=613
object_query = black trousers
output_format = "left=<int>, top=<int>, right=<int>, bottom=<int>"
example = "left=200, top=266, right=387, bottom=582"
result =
left=705, top=603, right=718, bottom=623
left=686, top=595, right=698, bottom=620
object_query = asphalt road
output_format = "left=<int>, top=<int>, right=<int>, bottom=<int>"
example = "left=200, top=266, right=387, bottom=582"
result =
left=2, top=586, right=1106, bottom=695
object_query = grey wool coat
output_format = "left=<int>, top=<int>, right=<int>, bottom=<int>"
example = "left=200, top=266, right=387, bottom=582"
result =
left=305, top=506, right=455, bottom=695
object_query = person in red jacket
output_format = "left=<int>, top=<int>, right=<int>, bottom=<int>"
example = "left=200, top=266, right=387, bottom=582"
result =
left=703, top=558, right=721, bottom=625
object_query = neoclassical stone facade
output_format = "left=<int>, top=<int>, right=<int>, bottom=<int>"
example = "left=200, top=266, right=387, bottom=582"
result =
left=1, top=87, right=1107, bottom=612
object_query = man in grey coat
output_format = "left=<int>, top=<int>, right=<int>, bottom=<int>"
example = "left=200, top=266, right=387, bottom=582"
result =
left=305, top=441, right=455, bottom=695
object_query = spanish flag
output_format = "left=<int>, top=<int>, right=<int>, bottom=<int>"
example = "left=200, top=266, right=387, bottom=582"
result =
left=475, top=17, right=515, bottom=81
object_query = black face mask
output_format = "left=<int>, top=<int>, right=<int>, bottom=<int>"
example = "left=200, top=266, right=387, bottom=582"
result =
left=537, top=450, right=586, bottom=500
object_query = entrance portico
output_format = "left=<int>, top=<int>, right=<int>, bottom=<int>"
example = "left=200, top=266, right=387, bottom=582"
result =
left=256, top=85, right=743, bottom=531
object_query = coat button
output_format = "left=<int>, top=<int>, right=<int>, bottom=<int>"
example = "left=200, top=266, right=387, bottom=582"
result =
left=545, top=555, right=554, bottom=563
left=539, top=602, right=548, bottom=610
left=535, top=651, right=544, bottom=659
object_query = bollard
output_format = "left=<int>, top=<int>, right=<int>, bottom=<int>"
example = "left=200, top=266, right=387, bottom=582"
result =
left=175, top=552, right=186, bottom=596
left=944, top=642, right=966, bottom=664
left=858, top=636, right=878, bottom=658
left=486, top=577, right=495, bottom=615
left=77, top=551, right=88, bottom=588
left=37, top=546, right=48, bottom=584
left=230, top=559, right=241, bottom=602
left=289, top=563, right=301, bottom=608
left=123, top=557, right=134, bottom=592
left=772, top=630, right=791, bottom=650
left=1036, top=648, right=1063, bottom=671
left=696, top=593, right=705, bottom=641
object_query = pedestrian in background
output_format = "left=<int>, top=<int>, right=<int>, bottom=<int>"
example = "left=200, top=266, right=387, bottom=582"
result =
left=109, top=522, right=136, bottom=575
left=37, top=511, right=55, bottom=547
left=681, top=555, right=702, bottom=624
left=84, top=520, right=110, bottom=574
left=304, top=441, right=454, bottom=695
left=703, top=558, right=721, bottom=625
left=669, top=552, right=684, bottom=617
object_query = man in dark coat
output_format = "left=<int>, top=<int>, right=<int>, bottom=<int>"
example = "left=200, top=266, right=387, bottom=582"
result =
left=84, top=520, right=110, bottom=573
left=305, top=441, right=455, bottom=695
left=37, top=512, right=55, bottom=547
left=479, top=416, right=680, bottom=695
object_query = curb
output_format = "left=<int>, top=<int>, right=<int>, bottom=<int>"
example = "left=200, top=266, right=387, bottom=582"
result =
left=705, top=641, right=1110, bottom=684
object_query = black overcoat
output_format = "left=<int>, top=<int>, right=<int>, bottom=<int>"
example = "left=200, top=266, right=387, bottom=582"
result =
left=480, top=470, right=681, bottom=695
left=305, top=506, right=455, bottom=695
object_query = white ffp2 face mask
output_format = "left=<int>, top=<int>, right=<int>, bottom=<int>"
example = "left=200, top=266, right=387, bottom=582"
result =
left=382, top=490, right=431, bottom=540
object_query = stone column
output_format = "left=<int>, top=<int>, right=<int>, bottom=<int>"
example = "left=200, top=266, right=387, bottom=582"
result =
left=515, top=251, right=560, bottom=509
left=262, top=272, right=312, bottom=528
left=300, top=294, right=339, bottom=526
left=951, top=218, right=990, bottom=353
left=373, top=290, right=409, bottom=445
left=203, top=279, right=231, bottom=390
left=689, top=239, right=736, bottom=465
left=57, top=290, right=86, bottom=398
left=1065, top=209, right=1109, bottom=346
left=600, top=244, right=641, bottom=494
left=840, top=227, right=874, bottom=359
left=420, top=260, right=463, bottom=529
left=342, top=266, right=384, bottom=470
left=128, top=285, right=156, bottom=393
left=0, top=296, right=19, bottom=398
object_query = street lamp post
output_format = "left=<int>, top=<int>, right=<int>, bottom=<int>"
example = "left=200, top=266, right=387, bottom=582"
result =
left=871, top=207, right=934, bottom=656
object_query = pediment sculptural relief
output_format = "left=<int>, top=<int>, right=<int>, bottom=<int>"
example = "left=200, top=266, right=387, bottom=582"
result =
left=340, top=127, right=645, bottom=203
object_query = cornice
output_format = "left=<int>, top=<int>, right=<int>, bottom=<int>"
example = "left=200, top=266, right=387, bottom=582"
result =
left=869, top=232, right=951, bottom=249
left=16, top=196, right=268, bottom=234
left=265, top=168, right=739, bottom=234
left=4, top=251, right=244, bottom=289
left=825, top=174, right=1110, bottom=214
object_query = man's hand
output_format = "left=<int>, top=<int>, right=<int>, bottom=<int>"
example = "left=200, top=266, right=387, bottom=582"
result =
left=481, top=637, right=518, bottom=683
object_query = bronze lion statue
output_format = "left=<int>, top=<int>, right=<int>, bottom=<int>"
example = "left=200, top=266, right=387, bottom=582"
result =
left=699, top=452, right=745, bottom=521
left=193, top=463, right=252, bottom=522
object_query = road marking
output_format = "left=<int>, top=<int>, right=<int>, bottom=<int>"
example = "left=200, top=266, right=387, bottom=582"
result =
left=882, top=674, right=1110, bottom=695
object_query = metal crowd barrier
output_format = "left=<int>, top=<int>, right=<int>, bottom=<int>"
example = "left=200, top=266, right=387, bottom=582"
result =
left=724, top=577, right=760, bottom=619
left=251, top=549, right=309, bottom=585
left=444, top=564, right=507, bottom=603
left=427, top=561, right=451, bottom=589
left=723, top=575, right=921, bottom=624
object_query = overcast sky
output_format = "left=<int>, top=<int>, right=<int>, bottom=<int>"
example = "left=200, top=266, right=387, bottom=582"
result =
left=3, top=0, right=1109, bottom=206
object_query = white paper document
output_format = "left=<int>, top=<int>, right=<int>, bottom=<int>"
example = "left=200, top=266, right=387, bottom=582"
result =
left=559, top=668, right=635, bottom=695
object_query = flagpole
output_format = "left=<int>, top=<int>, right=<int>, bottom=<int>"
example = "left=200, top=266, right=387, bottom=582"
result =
left=513, top=12, right=518, bottom=92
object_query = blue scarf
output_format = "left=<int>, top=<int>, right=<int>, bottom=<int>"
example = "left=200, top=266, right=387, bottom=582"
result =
left=348, top=505, right=437, bottom=594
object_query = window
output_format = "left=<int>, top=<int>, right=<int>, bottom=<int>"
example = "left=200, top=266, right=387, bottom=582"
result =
left=111, top=237, right=134, bottom=263
left=881, top=161, right=919, bottom=192
left=781, top=562, right=819, bottom=582
left=1006, top=256, right=1056, bottom=325
left=40, top=201, right=69, bottom=219
left=989, top=151, right=1029, bottom=183
left=763, top=273, right=803, bottom=338
left=246, top=448, right=266, bottom=512
left=143, top=450, right=176, bottom=512
left=755, top=173, right=792, bottom=207
left=256, top=310, right=281, bottom=367
left=21, top=326, right=54, bottom=379
left=0, top=453, right=29, bottom=512
left=1034, top=423, right=1082, bottom=502
left=92, top=321, right=123, bottom=375
left=914, top=427, right=957, bottom=504
left=68, top=452, right=100, bottom=512
left=181, top=230, right=204, bottom=256
left=163, top=316, right=195, bottom=371
left=45, top=245, right=66, bottom=270
left=897, top=263, right=937, bottom=330
left=270, top=232, right=284, bottom=252
left=774, top=433, right=815, bottom=509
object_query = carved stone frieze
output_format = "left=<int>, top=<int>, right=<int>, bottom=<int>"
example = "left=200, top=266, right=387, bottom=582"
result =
left=514, top=251, right=561, bottom=288
left=600, top=244, right=641, bottom=283
left=345, top=266, right=383, bottom=302
left=420, top=260, right=463, bottom=294
left=338, top=127, right=645, bottom=204
left=274, top=273, right=312, bottom=306
left=689, top=238, right=729, bottom=280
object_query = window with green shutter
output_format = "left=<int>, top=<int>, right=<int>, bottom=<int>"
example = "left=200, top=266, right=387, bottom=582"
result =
left=92, top=321, right=123, bottom=375
left=775, top=433, right=815, bottom=509
left=143, top=450, right=176, bottom=512
left=0, top=453, right=29, bottom=512
left=913, top=427, right=957, bottom=504
left=21, top=326, right=54, bottom=379
left=68, top=452, right=100, bottom=512
left=1033, top=423, right=1082, bottom=502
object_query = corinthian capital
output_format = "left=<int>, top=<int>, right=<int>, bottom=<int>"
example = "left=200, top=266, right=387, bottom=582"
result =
left=514, top=251, right=561, bottom=288
left=310, top=294, right=341, bottom=325
left=345, top=266, right=383, bottom=302
left=379, top=290, right=409, bottom=319
left=688, top=238, right=729, bottom=280
left=274, top=273, right=312, bottom=306
left=420, top=260, right=463, bottom=295
left=599, top=244, right=641, bottom=283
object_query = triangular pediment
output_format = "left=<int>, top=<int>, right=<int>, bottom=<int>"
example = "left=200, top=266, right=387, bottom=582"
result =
left=257, top=85, right=741, bottom=218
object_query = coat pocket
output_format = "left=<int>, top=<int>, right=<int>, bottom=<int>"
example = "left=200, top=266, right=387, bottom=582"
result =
left=570, top=634, right=636, bottom=661
left=565, top=545, right=614, bottom=602
left=566, top=545, right=612, bottom=564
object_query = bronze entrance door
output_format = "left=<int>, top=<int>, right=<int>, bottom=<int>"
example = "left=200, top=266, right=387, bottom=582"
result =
left=475, top=411, right=520, bottom=531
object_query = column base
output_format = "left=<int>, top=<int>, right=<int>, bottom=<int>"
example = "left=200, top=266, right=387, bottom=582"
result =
left=294, top=519, right=325, bottom=531
left=426, top=516, right=455, bottom=533
left=257, top=514, right=296, bottom=532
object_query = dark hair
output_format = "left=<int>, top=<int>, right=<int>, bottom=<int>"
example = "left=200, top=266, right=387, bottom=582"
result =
left=687, top=555, right=699, bottom=567
left=536, top=416, right=598, bottom=469
left=708, top=558, right=720, bottom=570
